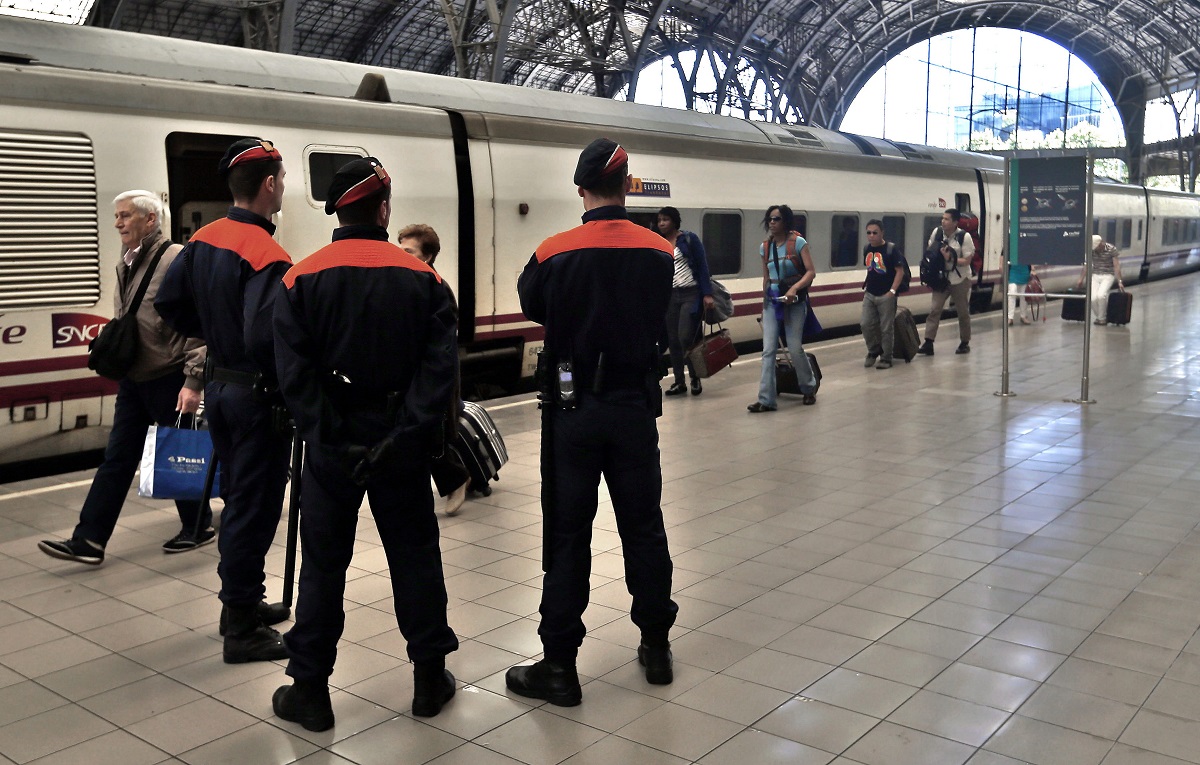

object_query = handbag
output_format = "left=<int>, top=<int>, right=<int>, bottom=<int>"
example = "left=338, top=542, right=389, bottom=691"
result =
left=88, top=241, right=171, bottom=381
left=138, top=416, right=220, bottom=500
left=704, top=279, right=734, bottom=324
left=686, top=325, right=738, bottom=379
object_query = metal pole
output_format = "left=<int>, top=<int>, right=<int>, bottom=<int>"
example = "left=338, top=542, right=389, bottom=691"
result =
left=281, top=430, right=302, bottom=608
left=996, top=159, right=1016, bottom=397
left=1072, top=154, right=1097, bottom=404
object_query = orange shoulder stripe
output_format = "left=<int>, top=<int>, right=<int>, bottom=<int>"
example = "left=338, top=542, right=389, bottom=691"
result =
left=282, top=239, right=442, bottom=288
left=190, top=218, right=292, bottom=271
left=535, top=219, right=671, bottom=263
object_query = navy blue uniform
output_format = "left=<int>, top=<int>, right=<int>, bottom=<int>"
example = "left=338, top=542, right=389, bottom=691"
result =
left=273, top=225, right=459, bottom=682
left=155, top=207, right=293, bottom=608
left=517, top=205, right=678, bottom=663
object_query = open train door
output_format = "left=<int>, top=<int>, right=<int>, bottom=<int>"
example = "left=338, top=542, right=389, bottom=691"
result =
left=165, top=132, right=242, bottom=244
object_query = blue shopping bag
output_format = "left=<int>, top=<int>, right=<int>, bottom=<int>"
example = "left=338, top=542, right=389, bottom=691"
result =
left=138, top=424, right=219, bottom=500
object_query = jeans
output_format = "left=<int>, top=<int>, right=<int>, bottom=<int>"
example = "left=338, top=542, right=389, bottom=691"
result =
left=665, top=286, right=701, bottom=385
left=924, top=279, right=972, bottom=343
left=861, top=292, right=897, bottom=359
left=758, top=301, right=816, bottom=407
left=74, top=372, right=209, bottom=545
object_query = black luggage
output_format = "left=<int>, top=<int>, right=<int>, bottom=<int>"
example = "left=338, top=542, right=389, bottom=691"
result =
left=893, top=306, right=920, bottom=363
left=968, top=282, right=995, bottom=314
left=1106, top=291, right=1133, bottom=325
left=1061, top=288, right=1087, bottom=321
left=776, top=349, right=821, bottom=395
left=450, top=401, right=508, bottom=496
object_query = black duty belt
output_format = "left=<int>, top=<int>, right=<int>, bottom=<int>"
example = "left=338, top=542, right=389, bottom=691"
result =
left=209, top=367, right=260, bottom=387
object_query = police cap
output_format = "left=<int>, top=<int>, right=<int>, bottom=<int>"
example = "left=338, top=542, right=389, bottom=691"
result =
left=324, top=157, right=391, bottom=215
left=218, top=138, right=283, bottom=177
left=573, top=138, right=628, bottom=190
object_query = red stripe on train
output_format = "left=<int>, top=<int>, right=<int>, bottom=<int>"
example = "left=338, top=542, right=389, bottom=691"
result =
left=0, top=377, right=118, bottom=409
left=0, top=355, right=92, bottom=377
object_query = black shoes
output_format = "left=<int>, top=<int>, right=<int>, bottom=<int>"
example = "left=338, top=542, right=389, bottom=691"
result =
left=690, top=377, right=702, bottom=396
left=162, top=527, right=216, bottom=553
left=505, top=659, right=582, bottom=707
left=638, top=642, right=674, bottom=685
left=956, top=342, right=971, bottom=354
left=412, top=663, right=457, bottom=717
left=746, top=402, right=776, bottom=413
left=917, top=340, right=934, bottom=356
left=222, top=604, right=289, bottom=663
left=665, top=382, right=687, bottom=396
left=37, top=537, right=103, bottom=565
left=219, top=601, right=291, bottom=636
left=273, top=681, right=334, bottom=732
left=864, top=354, right=878, bottom=368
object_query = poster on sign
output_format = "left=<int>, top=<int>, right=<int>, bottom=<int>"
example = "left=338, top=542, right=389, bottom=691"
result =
left=1008, top=156, right=1088, bottom=267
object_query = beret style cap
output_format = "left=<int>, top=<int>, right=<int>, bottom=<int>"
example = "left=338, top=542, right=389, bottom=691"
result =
left=218, top=138, right=282, bottom=177
left=325, top=157, right=391, bottom=215
left=573, top=138, right=628, bottom=189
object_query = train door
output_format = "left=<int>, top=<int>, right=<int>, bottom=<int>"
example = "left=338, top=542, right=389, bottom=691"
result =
left=165, top=132, right=242, bottom=243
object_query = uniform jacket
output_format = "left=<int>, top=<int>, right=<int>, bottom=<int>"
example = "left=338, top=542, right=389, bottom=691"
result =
left=118, top=229, right=206, bottom=387
left=273, top=225, right=457, bottom=448
left=154, top=207, right=292, bottom=384
left=518, top=205, right=673, bottom=393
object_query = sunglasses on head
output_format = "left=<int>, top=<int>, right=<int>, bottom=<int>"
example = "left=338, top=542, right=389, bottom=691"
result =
left=769, top=216, right=783, bottom=222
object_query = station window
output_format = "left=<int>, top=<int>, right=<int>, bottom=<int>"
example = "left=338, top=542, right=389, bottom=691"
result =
left=306, top=147, right=367, bottom=203
left=0, top=130, right=100, bottom=310
left=702, top=212, right=742, bottom=276
left=831, top=214, right=859, bottom=268
left=882, top=216, right=906, bottom=251
left=1120, top=219, right=1133, bottom=249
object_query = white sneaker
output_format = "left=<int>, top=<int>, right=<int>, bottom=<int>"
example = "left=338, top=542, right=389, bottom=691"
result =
left=444, top=481, right=468, bottom=516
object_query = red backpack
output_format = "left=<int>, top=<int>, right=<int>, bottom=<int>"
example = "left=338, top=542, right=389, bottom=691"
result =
left=958, top=214, right=984, bottom=277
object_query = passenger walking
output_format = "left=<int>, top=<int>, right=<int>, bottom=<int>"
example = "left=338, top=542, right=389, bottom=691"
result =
left=508, top=138, right=678, bottom=706
left=1008, top=263, right=1033, bottom=325
left=38, top=190, right=210, bottom=566
left=747, top=205, right=817, bottom=412
left=271, top=159, right=460, bottom=731
left=656, top=206, right=715, bottom=397
left=398, top=223, right=471, bottom=516
left=860, top=220, right=905, bottom=370
left=155, top=138, right=293, bottom=663
left=917, top=208, right=974, bottom=356
left=1078, top=235, right=1124, bottom=325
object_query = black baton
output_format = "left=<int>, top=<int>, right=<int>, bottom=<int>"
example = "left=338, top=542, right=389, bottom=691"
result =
left=281, top=430, right=303, bottom=608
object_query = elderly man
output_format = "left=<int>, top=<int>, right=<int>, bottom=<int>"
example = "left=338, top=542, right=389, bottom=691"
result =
left=39, top=191, right=209, bottom=566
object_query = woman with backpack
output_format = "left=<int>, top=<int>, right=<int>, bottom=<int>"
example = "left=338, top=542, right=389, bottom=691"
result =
left=748, top=205, right=818, bottom=412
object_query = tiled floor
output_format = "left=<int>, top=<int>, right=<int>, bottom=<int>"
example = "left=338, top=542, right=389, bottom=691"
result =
left=3, top=273, right=1200, bottom=764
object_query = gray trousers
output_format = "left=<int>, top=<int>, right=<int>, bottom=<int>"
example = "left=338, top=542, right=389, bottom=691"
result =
left=861, top=292, right=897, bottom=360
left=924, top=279, right=972, bottom=343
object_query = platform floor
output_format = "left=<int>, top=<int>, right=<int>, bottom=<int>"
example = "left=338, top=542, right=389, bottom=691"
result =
left=3, top=274, right=1200, bottom=765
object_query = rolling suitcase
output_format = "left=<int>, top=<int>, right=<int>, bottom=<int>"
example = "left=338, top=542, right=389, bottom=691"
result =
left=893, top=305, right=920, bottom=363
left=1106, top=291, right=1133, bottom=325
left=776, top=348, right=821, bottom=395
left=968, top=282, right=995, bottom=314
left=1061, top=288, right=1087, bottom=321
left=450, top=401, right=508, bottom=496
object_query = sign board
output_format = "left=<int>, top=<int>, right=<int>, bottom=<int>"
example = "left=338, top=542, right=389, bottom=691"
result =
left=1009, top=157, right=1088, bottom=266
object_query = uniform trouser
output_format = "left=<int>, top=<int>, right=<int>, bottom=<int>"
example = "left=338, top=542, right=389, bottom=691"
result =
left=206, top=382, right=290, bottom=607
left=1007, top=282, right=1030, bottom=321
left=284, top=444, right=458, bottom=681
left=924, top=279, right=972, bottom=343
left=74, top=371, right=209, bottom=545
left=758, top=302, right=816, bottom=407
left=1090, top=274, right=1115, bottom=321
left=860, top=292, right=897, bottom=360
left=539, top=391, right=678, bottom=663
left=665, top=286, right=701, bottom=385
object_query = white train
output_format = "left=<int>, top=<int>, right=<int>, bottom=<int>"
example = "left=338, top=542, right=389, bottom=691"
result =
left=1, top=17, right=1198, bottom=466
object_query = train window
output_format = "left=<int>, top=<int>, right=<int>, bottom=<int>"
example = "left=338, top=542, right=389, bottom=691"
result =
left=702, top=212, right=742, bottom=276
left=1121, top=220, right=1133, bottom=249
left=306, top=147, right=367, bottom=203
left=882, top=216, right=906, bottom=249
left=628, top=211, right=659, bottom=231
left=923, top=216, right=943, bottom=247
left=955, top=194, right=972, bottom=214
left=794, top=213, right=807, bottom=237
left=1138, top=220, right=1143, bottom=241
left=1104, top=219, right=1118, bottom=247
left=831, top=214, right=859, bottom=268
left=0, top=130, right=100, bottom=310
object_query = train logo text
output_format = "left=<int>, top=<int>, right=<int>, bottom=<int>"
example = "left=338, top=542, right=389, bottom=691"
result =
left=52, top=313, right=111, bottom=349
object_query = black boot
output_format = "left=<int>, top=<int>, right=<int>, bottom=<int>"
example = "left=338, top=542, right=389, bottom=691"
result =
left=219, top=601, right=291, bottom=636
left=917, top=339, right=934, bottom=356
left=638, top=636, right=674, bottom=685
left=412, top=659, right=456, bottom=718
left=223, top=604, right=289, bottom=664
left=273, top=680, right=334, bottom=732
left=505, top=658, right=582, bottom=707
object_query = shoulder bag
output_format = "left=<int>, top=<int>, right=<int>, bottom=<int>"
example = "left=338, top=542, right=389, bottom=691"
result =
left=88, top=241, right=171, bottom=381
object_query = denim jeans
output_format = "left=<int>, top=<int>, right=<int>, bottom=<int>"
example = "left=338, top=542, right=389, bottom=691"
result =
left=758, top=301, right=816, bottom=407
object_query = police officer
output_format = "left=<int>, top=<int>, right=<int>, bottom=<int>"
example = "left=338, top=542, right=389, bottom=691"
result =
left=507, top=139, right=679, bottom=706
left=271, top=158, right=460, bottom=731
left=155, top=138, right=293, bottom=663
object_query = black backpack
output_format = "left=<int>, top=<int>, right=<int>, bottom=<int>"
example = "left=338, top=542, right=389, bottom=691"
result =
left=889, top=243, right=911, bottom=294
left=919, top=229, right=964, bottom=291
